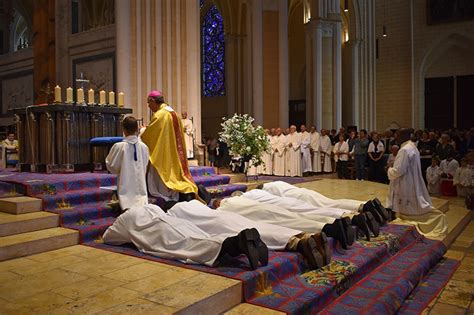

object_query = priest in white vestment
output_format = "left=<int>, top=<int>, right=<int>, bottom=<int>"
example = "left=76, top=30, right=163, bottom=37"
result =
left=387, top=128, right=447, bottom=238
left=273, top=128, right=287, bottom=176
left=310, top=126, right=322, bottom=173
left=106, top=116, right=149, bottom=210
left=320, top=129, right=333, bottom=173
left=181, top=111, right=194, bottom=159
left=300, top=125, right=312, bottom=175
left=261, top=181, right=364, bottom=212
left=285, top=125, right=302, bottom=177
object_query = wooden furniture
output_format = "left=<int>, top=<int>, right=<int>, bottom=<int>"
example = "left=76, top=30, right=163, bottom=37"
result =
left=9, top=104, right=132, bottom=172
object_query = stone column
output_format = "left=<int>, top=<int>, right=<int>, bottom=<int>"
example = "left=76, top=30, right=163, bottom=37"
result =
left=251, top=0, right=263, bottom=125
left=278, top=0, right=289, bottom=128
left=312, top=21, right=323, bottom=129
left=332, top=20, right=342, bottom=129
left=33, top=0, right=56, bottom=104
left=116, top=0, right=131, bottom=107
left=349, top=39, right=360, bottom=125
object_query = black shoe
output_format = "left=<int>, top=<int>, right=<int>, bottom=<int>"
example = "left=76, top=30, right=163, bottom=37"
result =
left=297, top=237, right=324, bottom=269
left=352, top=213, right=371, bottom=241
left=363, top=201, right=386, bottom=225
left=341, top=217, right=355, bottom=246
left=372, top=198, right=390, bottom=221
left=312, top=232, right=332, bottom=266
left=387, top=208, right=397, bottom=221
left=364, top=212, right=380, bottom=237
left=323, top=219, right=349, bottom=250
left=238, top=228, right=269, bottom=270
left=198, top=185, right=212, bottom=204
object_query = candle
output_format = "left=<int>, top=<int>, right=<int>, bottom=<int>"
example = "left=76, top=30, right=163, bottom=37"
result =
left=99, top=90, right=106, bottom=105
left=77, top=88, right=84, bottom=103
left=66, top=87, right=73, bottom=103
left=109, top=91, right=115, bottom=105
left=54, top=85, right=62, bottom=102
left=118, top=92, right=124, bottom=107
left=88, top=89, right=95, bottom=105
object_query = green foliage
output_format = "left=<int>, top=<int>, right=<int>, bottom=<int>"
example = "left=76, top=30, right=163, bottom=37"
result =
left=219, top=114, right=270, bottom=167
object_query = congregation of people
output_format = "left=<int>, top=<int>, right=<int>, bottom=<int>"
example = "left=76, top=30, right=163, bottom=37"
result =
left=248, top=125, right=474, bottom=198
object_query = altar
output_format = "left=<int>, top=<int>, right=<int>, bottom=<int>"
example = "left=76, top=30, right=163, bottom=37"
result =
left=10, top=104, right=132, bottom=172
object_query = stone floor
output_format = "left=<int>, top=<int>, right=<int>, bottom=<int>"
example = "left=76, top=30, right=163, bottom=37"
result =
left=0, top=176, right=471, bottom=314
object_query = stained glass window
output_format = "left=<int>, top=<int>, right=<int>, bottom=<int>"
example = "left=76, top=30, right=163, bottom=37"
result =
left=201, top=5, right=225, bottom=97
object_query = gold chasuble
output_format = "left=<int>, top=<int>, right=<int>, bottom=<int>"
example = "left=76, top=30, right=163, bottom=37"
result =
left=141, top=104, right=198, bottom=196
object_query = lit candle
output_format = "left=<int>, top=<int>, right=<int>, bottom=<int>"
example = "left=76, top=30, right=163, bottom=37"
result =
left=77, top=88, right=84, bottom=103
left=54, top=85, right=62, bottom=103
left=99, top=90, right=106, bottom=105
left=88, top=88, right=95, bottom=105
left=118, top=92, right=124, bottom=107
left=66, top=87, right=73, bottom=103
left=108, top=91, right=115, bottom=105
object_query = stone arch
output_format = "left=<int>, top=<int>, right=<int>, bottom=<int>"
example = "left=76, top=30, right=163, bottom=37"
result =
left=417, top=33, right=474, bottom=128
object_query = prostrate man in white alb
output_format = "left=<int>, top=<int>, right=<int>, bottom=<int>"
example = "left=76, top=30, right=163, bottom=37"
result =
left=103, top=203, right=268, bottom=270
left=300, top=125, right=312, bottom=176
left=387, top=128, right=447, bottom=238
left=285, top=125, right=302, bottom=177
left=106, top=116, right=149, bottom=210
left=167, top=200, right=331, bottom=269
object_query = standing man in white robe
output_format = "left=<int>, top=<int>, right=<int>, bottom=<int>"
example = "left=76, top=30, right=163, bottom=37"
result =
left=261, top=129, right=273, bottom=175
left=103, top=204, right=267, bottom=269
left=106, top=116, right=149, bottom=210
left=285, top=125, right=302, bottom=177
left=387, top=128, right=447, bottom=238
left=320, top=129, right=333, bottom=173
left=300, top=125, right=312, bottom=176
left=273, top=128, right=286, bottom=176
left=310, top=126, right=322, bottom=173
left=181, top=111, right=194, bottom=159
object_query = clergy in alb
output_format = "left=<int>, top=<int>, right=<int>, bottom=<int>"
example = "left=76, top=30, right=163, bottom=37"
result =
left=310, top=126, right=322, bottom=173
left=300, top=125, right=312, bottom=175
left=261, top=129, right=273, bottom=175
left=141, top=91, right=198, bottom=201
left=285, top=125, right=302, bottom=177
left=105, top=116, right=149, bottom=210
left=320, top=129, right=333, bottom=173
left=387, top=128, right=447, bottom=238
left=181, top=111, right=194, bottom=159
left=103, top=203, right=268, bottom=270
left=272, top=128, right=286, bottom=176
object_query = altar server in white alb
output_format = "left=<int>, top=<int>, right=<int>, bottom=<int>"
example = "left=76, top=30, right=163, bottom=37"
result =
left=261, top=129, right=273, bottom=175
left=387, top=128, right=447, bottom=238
left=286, top=125, right=302, bottom=177
left=300, top=125, right=312, bottom=176
left=103, top=203, right=268, bottom=270
left=106, top=116, right=149, bottom=210
left=320, top=129, right=333, bottom=173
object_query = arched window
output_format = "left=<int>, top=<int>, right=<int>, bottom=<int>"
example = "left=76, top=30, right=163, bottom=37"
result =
left=201, top=4, right=225, bottom=97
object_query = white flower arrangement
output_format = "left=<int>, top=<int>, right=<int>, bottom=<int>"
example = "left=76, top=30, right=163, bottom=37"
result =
left=219, top=114, right=270, bottom=167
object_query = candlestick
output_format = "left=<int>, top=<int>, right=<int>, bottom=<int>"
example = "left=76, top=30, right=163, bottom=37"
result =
left=66, top=87, right=73, bottom=103
left=109, top=91, right=115, bottom=105
left=88, top=89, right=95, bottom=105
left=118, top=92, right=124, bottom=107
left=99, top=90, right=106, bottom=105
left=77, top=88, right=84, bottom=104
left=54, top=85, right=62, bottom=103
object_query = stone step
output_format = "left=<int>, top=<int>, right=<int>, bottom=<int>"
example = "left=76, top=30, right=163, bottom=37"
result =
left=442, top=204, right=473, bottom=247
left=0, top=211, right=59, bottom=237
left=188, top=159, right=199, bottom=167
left=432, top=197, right=450, bottom=213
left=227, top=173, right=247, bottom=184
left=0, top=227, right=79, bottom=261
left=224, top=303, right=285, bottom=314
left=0, top=196, right=43, bottom=214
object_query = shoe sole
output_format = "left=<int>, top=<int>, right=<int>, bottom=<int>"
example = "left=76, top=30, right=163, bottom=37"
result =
left=313, top=232, right=332, bottom=266
left=341, top=217, right=355, bottom=246
left=372, top=198, right=390, bottom=221
left=365, top=212, right=380, bottom=237
left=303, top=237, right=324, bottom=269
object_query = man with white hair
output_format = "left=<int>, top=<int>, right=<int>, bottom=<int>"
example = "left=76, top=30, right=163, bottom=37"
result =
left=286, top=125, right=302, bottom=177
